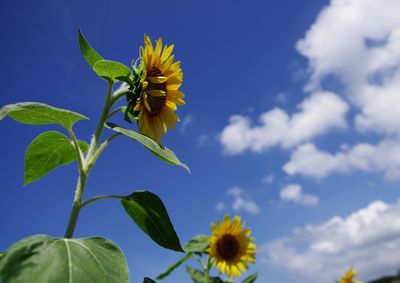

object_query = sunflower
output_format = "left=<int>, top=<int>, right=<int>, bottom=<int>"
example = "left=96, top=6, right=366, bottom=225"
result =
left=132, top=35, right=185, bottom=143
left=208, top=215, right=256, bottom=278
left=339, top=268, right=362, bottom=283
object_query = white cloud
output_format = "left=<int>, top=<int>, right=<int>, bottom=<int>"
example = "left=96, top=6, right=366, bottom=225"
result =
left=215, top=202, right=226, bottom=211
left=262, top=174, right=275, bottom=184
left=223, top=187, right=260, bottom=215
left=197, top=134, right=211, bottom=147
left=274, top=92, right=287, bottom=104
left=220, top=92, right=348, bottom=155
left=261, top=199, right=400, bottom=282
left=180, top=114, right=194, bottom=133
left=283, top=139, right=400, bottom=180
left=297, top=0, right=400, bottom=135
left=280, top=184, right=319, bottom=206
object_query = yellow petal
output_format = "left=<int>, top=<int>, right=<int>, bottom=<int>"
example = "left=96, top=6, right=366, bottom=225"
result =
left=161, top=55, right=175, bottom=72
left=155, top=37, right=162, bottom=57
left=168, top=90, right=185, bottom=99
left=147, top=76, right=168, bottom=83
left=161, top=44, right=174, bottom=62
left=166, top=100, right=177, bottom=111
left=168, top=95, right=185, bottom=105
left=146, top=89, right=166, bottom=97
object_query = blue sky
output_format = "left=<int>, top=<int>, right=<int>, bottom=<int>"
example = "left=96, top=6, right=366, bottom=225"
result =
left=1, top=0, right=400, bottom=282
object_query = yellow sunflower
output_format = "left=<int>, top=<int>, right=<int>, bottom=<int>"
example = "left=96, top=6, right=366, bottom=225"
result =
left=339, top=267, right=362, bottom=283
left=208, top=215, right=256, bottom=278
left=133, top=35, right=185, bottom=142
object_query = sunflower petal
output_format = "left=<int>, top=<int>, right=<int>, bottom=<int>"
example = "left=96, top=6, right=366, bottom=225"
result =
left=146, top=89, right=166, bottom=97
left=161, top=44, right=174, bottom=62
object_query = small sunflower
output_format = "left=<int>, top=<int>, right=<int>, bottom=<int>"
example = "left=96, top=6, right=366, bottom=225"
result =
left=339, top=267, right=362, bottom=283
left=208, top=215, right=256, bottom=278
left=132, top=35, right=185, bottom=142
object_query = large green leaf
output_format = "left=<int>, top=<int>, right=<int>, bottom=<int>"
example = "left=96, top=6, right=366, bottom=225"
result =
left=0, top=235, right=129, bottom=283
left=106, top=123, right=190, bottom=173
left=121, top=191, right=183, bottom=252
left=0, top=102, right=88, bottom=129
left=242, top=272, right=258, bottom=283
left=93, top=60, right=131, bottom=82
left=185, top=266, right=227, bottom=283
left=156, top=252, right=193, bottom=280
left=78, top=28, right=104, bottom=68
left=24, top=131, right=89, bottom=185
left=184, top=235, right=210, bottom=253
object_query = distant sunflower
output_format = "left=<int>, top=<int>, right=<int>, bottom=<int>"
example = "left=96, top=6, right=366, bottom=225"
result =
left=208, top=215, right=256, bottom=278
left=339, top=268, right=362, bottom=283
left=133, top=35, right=185, bottom=142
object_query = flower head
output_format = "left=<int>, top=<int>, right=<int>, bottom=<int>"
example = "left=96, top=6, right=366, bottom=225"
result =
left=339, top=267, right=362, bottom=283
left=130, top=35, right=185, bottom=142
left=208, top=215, right=256, bottom=278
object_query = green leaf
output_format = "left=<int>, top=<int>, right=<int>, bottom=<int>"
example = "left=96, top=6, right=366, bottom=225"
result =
left=242, top=272, right=259, bottom=283
left=93, top=60, right=131, bottom=82
left=78, top=28, right=104, bottom=68
left=143, top=278, right=156, bottom=283
left=0, top=102, right=88, bottom=129
left=0, top=235, right=129, bottom=283
left=106, top=123, right=190, bottom=173
left=184, top=235, right=210, bottom=253
left=24, top=131, right=89, bottom=185
left=121, top=190, right=183, bottom=252
left=185, top=266, right=227, bottom=283
left=0, top=252, right=4, bottom=260
left=156, top=252, right=193, bottom=280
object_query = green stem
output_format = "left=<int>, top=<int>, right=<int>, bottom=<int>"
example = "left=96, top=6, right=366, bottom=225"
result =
left=64, top=175, right=87, bottom=238
left=87, top=82, right=114, bottom=162
left=81, top=194, right=125, bottom=208
left=67, top=128, right=85, bottom=172
left=204, top=255, right=211, bottom=283
left=64, top=81, right=114, bottom=238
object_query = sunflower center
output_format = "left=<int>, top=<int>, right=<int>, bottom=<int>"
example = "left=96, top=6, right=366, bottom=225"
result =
left=216, top=234, right=240, bottom=261
left=146, top=67, right=167, bottom=116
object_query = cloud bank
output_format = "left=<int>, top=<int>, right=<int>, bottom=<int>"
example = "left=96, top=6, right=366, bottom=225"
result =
left=262, top=199, right=400, bottom=282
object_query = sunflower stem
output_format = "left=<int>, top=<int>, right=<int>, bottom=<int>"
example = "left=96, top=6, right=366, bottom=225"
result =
left=64, top=81, right=114, bottom=238
left=204, top=255, right=211, bottom=283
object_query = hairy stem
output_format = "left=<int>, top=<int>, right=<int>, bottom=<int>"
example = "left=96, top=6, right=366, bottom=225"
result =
left=64, top=81, right=114, bottom=238
left=64, top=175, right=87, bottom=238
left=87, top=82, right=114, bottom=162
